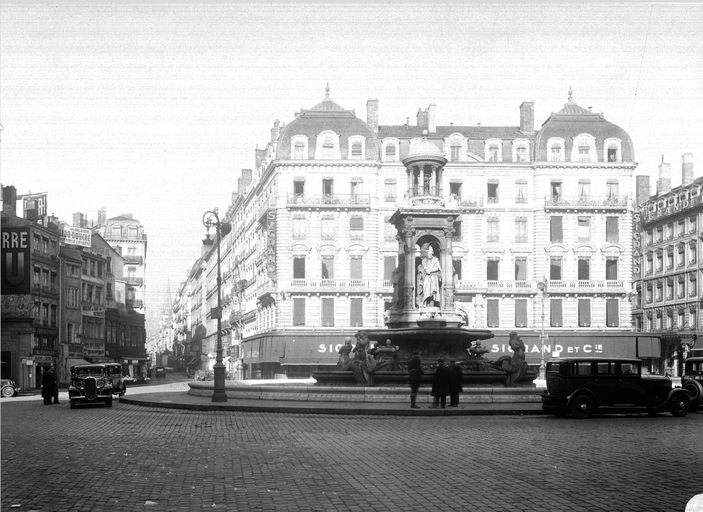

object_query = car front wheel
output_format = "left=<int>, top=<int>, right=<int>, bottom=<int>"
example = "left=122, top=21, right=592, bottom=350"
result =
left=570, top=394, right=595, bottom=419
left=669, top=391, right=690, bottom=417
left=682, top=380, right=703, bottom=405
left=1, top=386, right=16, bottom=398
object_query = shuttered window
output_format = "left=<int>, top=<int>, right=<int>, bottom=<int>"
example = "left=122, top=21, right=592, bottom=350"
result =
left=550, top=299, right=563, bottom=327
left=350, top=257, right=363, bottom=281
left=514, top=299, right=527, bottom=327
left=578, top=299, right=591, bottom=327
left=606, top=299, right=619, bottom=327
left=550, top=216, right=563, bottom=243
left=322, top=298, right=335, bottom=327
left=293, top=257, right=306, bottom=279
left=384, top=256, right=396, bottom=280
left=487, top=299, right=500, bottom=327
left=292, top=298, right=305, bottom=326
left=350, top=298, right=363, bottom=327
left=606, top=217, right=619, bottom=243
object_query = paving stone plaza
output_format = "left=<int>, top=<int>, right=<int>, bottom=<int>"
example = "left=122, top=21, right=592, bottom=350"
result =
left=2, top=393, right=701, bottom=512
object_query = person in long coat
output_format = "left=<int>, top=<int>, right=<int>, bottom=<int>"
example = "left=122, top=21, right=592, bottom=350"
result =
left=41, top=367, right=58, bottom=405
left=448, top=360, right=463, bottom=407
left=431, top=359, right=450, bottom=408
left=407, top=351, right=423, bottom=408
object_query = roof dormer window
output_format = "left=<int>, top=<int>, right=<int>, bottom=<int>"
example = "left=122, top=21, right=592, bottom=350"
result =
left=571, top=134, right=596, bottom=163
left=512, top=139, right=530, bottom=163
left=316, top=130, right=340, bottom=160
left=604, top=138, right=622, bottom=163
left=348, top=135, right=365, bottom=160
left=485, top=139, right=502, bottom=163
left=291, top=135, right=308, bottom=160
left=445, top=133, right=467, bottom=162
left=547, top=138, right=565, bottom=162
left=382, top=138, right=399, bottom=162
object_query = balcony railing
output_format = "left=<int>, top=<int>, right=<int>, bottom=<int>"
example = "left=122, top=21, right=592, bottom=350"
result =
left=287, top=194, right=370, bottom=207
left=123, top=255, right=143, bottom=265
left=454, top=279, right=626, bottom=292
left=287, top=279, right=370, bottom=290
left=126, top=299, right=144, bottom=309
left=545, top=195, right=628, bottom=210
left=125, top=277, right=144, bottom=286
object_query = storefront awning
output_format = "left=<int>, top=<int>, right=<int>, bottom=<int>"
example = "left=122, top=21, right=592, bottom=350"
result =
left=65, top=358, right=91, bottom=368
left=486, top=332, right=661, bottom=363
left=242, top=333, right=350, bottom=366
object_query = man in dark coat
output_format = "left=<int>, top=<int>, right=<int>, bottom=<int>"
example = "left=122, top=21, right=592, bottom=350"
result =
left=448, top=360, right=463, bottom=407
left=41, top=367, right=58, bottom=405
left=407, top=351, right=423, bottom=408
left=430, top=359, right=450, bottom=408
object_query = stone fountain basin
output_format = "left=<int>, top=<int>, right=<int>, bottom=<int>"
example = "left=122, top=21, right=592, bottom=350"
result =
left=359, top=326, right=495, bottom=362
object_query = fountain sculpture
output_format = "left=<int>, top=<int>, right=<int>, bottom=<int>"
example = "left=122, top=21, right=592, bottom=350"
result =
left=313, top=136, right=537, bottom=388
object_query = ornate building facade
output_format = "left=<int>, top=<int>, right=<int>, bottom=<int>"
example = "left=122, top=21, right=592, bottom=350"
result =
left=633, top=154, right=702, bottom=375
left=172, top=88, right=642, bottom=379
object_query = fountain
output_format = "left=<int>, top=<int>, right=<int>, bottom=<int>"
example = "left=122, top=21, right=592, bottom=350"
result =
left=313, top=136, right=538, bottom=388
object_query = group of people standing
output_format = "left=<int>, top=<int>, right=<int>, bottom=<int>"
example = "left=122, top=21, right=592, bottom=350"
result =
left=408, top=353, right=463, bottom=409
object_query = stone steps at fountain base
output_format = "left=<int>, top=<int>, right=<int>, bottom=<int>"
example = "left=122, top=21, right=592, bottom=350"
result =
left=188, top=382, right=543, bottom=404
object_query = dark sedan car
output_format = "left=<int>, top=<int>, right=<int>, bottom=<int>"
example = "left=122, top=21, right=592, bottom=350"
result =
left=1, top=379, right=21, bottom=398
left=541, top=357, right=690, bottom=419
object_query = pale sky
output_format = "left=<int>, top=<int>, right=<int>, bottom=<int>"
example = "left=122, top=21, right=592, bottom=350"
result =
left=2, top=1, right=702, bottom=336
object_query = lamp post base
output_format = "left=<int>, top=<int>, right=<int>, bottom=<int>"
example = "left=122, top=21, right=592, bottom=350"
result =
left=212, top=363, right=227, bottom=402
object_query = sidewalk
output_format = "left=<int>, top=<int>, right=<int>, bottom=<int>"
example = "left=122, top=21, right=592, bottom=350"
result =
left=120, top=390, right=547, bottom=416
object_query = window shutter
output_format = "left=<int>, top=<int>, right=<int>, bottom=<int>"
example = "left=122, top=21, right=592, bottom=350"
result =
left=487, top=299, right=499, bottom=327
left=606, top=299, right=619, bottom=327
left=578, top=299, right=591, bottom=327
left=292, top=298, right=305, bottom=326
left=550, top=299, right=562, bottom=327
left=322, top=298, right=335, bottom=327
left=350, top=298, right=363, bottom=327
left=515, top=299, right=527, bottom=327
left=550, top=216, right=563, bottom=243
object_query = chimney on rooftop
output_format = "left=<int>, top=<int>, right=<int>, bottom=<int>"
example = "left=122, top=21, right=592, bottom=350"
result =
left=2, top=185, right=17, bottom=217
left=519, top=101, right=534, bottom=134
left=366, top=99, right=378, bottom=133
left=656, top=155, right=671, bottom=196
left=682, top=153, right=695, bottom=186
left=635, top=175, right=651, bottom=206
left=238, top=169, right=253, bottom=195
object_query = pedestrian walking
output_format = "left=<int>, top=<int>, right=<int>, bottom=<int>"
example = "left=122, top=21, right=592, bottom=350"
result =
left=448, top=360, right=463, bottom=407
left=430, top=359, right=450, bottom=408
left=41, top=366, right=58, bottom=405
left=408, top=351, right=423, bottom=408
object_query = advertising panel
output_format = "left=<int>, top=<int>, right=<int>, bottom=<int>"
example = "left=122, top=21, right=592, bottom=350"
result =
left=22, top=193, right=47, bottom=218
left=1, top=227, right=31, bottom=294
left=60, top=225, right=92, bottom=248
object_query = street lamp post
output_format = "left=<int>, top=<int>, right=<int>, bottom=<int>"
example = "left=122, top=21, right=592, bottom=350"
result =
left=203, top=208, right=232, bottom=403
left=536, top=278, right=548, bottom=381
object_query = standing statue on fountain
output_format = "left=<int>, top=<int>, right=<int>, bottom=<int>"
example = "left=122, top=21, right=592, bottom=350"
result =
left=417, top=243, right=441, bottom=308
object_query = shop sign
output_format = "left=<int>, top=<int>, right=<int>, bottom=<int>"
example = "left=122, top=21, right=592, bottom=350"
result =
left=60, top=225, right=92, bottom=248
left=1, top=227, right=31, bottom=294
left=82, top=306, right=105, bottom=317
left=1, top=294, right=34, bottom=318
left=33, top=355, right=54, bottom=364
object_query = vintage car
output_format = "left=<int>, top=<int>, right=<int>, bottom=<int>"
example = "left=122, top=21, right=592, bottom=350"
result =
left=105, top=363, right=126, bottom=396
left=682, top=356, right=703, bottom=409
left=541, top=357, right=690, bottom=419
left=1, top=378, right=21, bottom=398
left=68, top=364, right=113, bottom=409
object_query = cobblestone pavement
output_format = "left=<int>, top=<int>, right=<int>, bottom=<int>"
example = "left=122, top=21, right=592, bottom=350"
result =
left=2, top=398, right=701, bottom=512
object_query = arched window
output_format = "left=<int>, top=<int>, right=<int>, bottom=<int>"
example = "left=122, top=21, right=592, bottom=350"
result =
left=603, top=138, right=622, bottom=162
left=571, top=133, right=596, bottom=163
left=315, top=131, right=340, bottom=160
left=445, top=133, right=467, bottom=162
left=547, top=138, right=565, bottom=162
left=485, top=139, right=502, bottom=163
left=291, top=135, right=308, bottom=160
left=512, top=139, right=530, bottom=163
left=383, top=138, right=399, bottom=162
left=348, top=135, right=366, bottom=160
